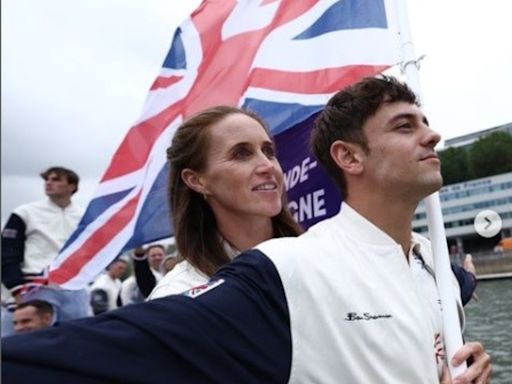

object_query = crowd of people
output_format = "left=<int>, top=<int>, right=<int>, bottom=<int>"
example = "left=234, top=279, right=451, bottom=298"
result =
left=2, top=76, right=490, bottom=383
left=0, top=167, right=181, bottom=334
left=1, top=167, right=88, bottom=336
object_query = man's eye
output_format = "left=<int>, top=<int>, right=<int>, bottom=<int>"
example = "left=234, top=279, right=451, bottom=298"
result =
left=396, top=123, right=412, bottom=131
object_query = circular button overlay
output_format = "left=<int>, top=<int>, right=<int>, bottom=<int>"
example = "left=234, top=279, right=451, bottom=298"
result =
left=474, top=209, right=502, bottom=238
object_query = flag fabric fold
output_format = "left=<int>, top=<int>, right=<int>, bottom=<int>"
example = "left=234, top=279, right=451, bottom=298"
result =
left=50, top=0, right=401, bottom=289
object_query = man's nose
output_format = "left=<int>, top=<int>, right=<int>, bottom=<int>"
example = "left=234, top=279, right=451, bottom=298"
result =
left=423, top=126, right=441, bottom=147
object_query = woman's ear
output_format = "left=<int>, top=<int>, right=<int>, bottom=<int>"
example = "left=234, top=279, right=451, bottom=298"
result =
left=329, top=140, right=364, bottom=175
left=181, top=168, right=208, bottom=195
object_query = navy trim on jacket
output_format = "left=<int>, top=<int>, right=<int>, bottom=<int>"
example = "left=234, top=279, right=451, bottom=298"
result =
left=2, top=250, right=292, bottom=384
left=133, top=257, right=157, bottom=298
left=1, top=213, right=27, bottom=290
left=451, top=262, right=477, bottom=306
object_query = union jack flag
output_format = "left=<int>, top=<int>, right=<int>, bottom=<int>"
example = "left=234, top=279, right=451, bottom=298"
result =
left=49, top=0, right=402, bottom=289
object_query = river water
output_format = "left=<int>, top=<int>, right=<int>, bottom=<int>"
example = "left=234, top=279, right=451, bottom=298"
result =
left=463, top=278, right=512, bottom=383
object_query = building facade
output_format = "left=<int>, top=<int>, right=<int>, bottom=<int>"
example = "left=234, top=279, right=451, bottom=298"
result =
left=443, top=122, right=512, bottom=149
left=413, top=171, right=512, bottom=255
left=412, top=123, right=512, bottom=257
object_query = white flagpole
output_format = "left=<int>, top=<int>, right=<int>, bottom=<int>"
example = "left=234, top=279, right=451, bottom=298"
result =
left=394, top=0, right=467, bottom=378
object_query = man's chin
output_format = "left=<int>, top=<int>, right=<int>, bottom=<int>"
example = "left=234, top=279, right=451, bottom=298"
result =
left=423, top=176, right=443, bottom=197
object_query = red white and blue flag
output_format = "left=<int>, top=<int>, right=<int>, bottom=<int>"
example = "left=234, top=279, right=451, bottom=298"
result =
left=49, top=0, right=401, bottom=289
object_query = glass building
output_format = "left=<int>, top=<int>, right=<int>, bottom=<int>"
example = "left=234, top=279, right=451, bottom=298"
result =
left=413, top=122, right=512, bottom=255
left=413, top=171, right=512, bottom=254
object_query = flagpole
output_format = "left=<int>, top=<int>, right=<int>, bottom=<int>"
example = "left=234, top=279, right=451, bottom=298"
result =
left=394, top=0, right=467, bottom=378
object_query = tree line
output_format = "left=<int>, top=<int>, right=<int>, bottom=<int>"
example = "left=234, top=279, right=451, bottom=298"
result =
left=439, top=131, right=512, bottom=185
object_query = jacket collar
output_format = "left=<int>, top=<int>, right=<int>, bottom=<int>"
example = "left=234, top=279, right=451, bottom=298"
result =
left=335, top=202, right=421, bottom=257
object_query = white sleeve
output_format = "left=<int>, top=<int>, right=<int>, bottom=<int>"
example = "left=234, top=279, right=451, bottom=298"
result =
left=148, top=260, right=208, bottom=300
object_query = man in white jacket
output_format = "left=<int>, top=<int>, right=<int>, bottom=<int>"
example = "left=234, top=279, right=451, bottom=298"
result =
left=257, top=73, right=455, bottom=381
left=89, top=258, right=128, bottom=314
left=119, top=245, right=166, bottom=305
left=1, top=166, right=87, bottom=336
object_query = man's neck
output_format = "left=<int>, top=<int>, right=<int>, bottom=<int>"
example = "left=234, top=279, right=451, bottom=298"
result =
left=345, top=194, right=418, bottom=257
left=49, top=196, right=71, bottom=209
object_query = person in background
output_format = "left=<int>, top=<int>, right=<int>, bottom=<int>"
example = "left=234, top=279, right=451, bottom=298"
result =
left=456, top=253, right=478, bottom=304
left=160, top=253, right=182, bottom=275
left=89, top=258, right=128, bottom=315
left=1, top=166, right=88, bottom=337
left=148, top=106, right=303, bottom=299
left=1, top=87, right=491, bottom=383
left=448, top=245, right=478, bottom=305
left=13, top=300, right=54, bottom=334
left=1, top=285, right=17, bottom=337
left=119, top=245, right=166, bottom=305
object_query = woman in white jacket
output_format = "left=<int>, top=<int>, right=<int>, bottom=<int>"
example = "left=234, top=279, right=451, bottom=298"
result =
left=149, top=106, right=303, bottom=299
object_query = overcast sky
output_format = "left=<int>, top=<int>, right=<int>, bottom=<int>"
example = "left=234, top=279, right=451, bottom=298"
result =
left=2, top=0, right=512, bottom=225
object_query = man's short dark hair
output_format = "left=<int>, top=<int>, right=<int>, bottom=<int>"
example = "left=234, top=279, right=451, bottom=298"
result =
left=311, top=76, right=418, bottom=197
left=16, top=300, right=54, bottom=316
left=40, top=166, right=80, bottom=194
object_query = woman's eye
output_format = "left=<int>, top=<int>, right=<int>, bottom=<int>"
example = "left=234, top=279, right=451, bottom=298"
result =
left=262, top=145, right=276, bottom=159
left=233, top=148, right=251, bottom=159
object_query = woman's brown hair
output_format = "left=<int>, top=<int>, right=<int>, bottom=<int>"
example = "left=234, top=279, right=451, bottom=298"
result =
left=167, top=106, right=303, bottom=276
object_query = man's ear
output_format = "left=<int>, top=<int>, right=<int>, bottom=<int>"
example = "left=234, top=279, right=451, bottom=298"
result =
left=41, top=313, right=53, bottom=327
left=181, top=169, right=208, bottom=195
left=66, top=183, right=77, bottom=195
left=330, top=140, right=364, bottom=175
